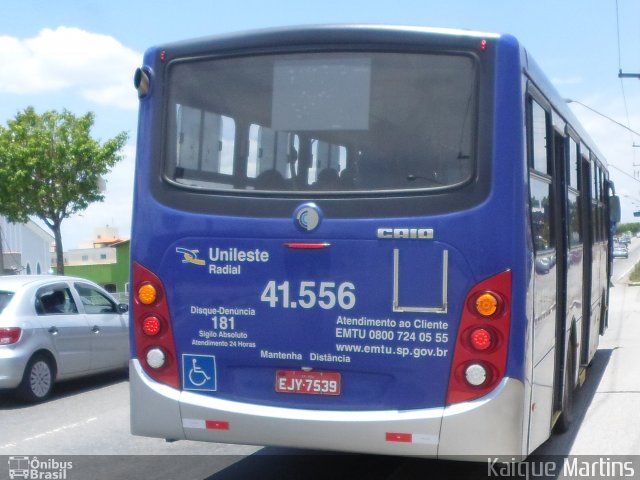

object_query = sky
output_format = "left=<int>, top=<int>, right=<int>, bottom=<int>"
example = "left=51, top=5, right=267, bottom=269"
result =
left=2, top=0, right=640, bottom=250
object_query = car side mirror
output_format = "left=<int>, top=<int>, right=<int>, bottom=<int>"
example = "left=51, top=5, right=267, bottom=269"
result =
left=117, top=303, right=129, bottom=314
left=609, top=195, right=621, bottom=223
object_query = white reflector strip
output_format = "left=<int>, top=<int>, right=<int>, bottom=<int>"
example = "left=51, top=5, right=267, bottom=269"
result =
left=183, top=418, right=206, bottom=429
left=412, top=434, right=438, bottom=445
left=182, top=418, right=230, bottom=431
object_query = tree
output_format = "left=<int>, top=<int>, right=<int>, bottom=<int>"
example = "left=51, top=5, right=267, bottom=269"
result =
left=0, top=107, right=128, bottom=274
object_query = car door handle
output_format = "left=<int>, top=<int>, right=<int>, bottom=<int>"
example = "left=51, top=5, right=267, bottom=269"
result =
left=92, top=326, right=101, bottom=334
left=48, top=326, right=59, bottom=335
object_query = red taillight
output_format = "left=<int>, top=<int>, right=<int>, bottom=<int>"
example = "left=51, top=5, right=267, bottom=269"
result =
left=446, top=270, right=511, bottom=405
left=0, top=327, right=21, bottom=345
left=469, top=327, right=493, bottom=351
left=133, top=262, right=180, bottom=389
left=142, top=316, right=162, bottom=336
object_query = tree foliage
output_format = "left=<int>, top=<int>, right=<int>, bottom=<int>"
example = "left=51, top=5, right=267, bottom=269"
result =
left=0, top=107, right=127, bottom=274
left=616, top=222, right=640, bottom=235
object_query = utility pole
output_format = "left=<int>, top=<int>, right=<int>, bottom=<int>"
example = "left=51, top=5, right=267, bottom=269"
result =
left=619, top=70, right=640, bottom=79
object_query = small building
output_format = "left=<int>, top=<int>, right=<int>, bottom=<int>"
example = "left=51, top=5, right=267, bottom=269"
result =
left=78, top=225, right=122, bottom=249
left=63, top=239, right=130, bottom=301
left=1, top=216, right=53, bottom=275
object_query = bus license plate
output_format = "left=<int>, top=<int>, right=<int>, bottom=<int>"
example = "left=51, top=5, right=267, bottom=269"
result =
left=275, top=370, right=341, bottom=396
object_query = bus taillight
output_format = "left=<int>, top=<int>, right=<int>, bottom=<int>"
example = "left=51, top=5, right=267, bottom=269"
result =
left=464, top=363, right=489, bottom=386
left=474, top=292, right=501, bottom=317
left=469, top=327, right=493, bottom=351
left=132, top=262, right=180, bottom=389
left=137, top=283, right=158, bottom=305
left=142, top=315, right=162, bottom=336
left=446, top=270, right=512, bottom=405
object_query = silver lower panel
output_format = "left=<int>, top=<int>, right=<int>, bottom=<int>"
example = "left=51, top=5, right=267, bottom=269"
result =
left=130, top=360, right=526, bottom=459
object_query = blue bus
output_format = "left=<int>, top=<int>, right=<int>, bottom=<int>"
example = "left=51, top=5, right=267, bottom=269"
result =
left=130, top=25, right=620, bottom=459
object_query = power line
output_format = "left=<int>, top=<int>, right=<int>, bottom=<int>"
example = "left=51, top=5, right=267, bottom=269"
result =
left=566, top=98, right=640, bottom=181
left=565, top=99, right=640, bottom=137
left=609, top=164, right=640, bottom=184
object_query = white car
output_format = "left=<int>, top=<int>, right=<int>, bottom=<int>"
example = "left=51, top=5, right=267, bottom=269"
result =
left=0, top=275, right=129, bottom=402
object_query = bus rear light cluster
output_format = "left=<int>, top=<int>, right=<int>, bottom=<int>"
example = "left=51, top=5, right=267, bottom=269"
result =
left=446, top=270, right=512, bottom=405
left=133, top=262, right=180, bottom=389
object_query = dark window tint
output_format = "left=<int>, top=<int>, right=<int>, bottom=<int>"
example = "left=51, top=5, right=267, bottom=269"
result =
left=529, top=100, right=549, bottom=174
left=568, top=138, right=579, bottom=190
left=36, top=286, right=78, bottom=315
left=530, top=177, right=554, bottom=252
left=166, top=52, right=478, bottom=193
left=568, top=191, right=582, bottom=247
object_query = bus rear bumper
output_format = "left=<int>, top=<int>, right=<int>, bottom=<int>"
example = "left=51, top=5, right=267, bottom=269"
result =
left=130, top=360, right=525, bottom=459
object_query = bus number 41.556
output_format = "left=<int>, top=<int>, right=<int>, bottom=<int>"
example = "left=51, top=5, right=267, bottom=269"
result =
left=260, top=280, right=356, bottom=310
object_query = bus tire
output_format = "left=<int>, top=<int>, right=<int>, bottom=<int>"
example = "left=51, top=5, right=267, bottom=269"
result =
left=16, top=354, right=55, bottom=403
left=554, top=340, right=575, bottom=433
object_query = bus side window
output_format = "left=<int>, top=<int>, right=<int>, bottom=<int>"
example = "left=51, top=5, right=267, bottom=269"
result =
left=527, top=96, right=554, bottom=253
left=529, top=100, right=551, bottom=175
left=567, top=137, right=582, bottom=248
left=590, top=157, right=600, bottom=243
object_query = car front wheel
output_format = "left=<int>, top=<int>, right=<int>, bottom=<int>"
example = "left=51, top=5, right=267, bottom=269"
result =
left=17, top=354, right=55, bottom=402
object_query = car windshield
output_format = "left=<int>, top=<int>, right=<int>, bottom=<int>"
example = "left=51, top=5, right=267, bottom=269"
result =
left=165, top=51, right=478, bottom=193
left=0, top=291, right=14, bottom=313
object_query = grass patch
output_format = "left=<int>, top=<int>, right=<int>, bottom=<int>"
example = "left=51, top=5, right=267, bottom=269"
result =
left=630, top=261, right=640, bottom=283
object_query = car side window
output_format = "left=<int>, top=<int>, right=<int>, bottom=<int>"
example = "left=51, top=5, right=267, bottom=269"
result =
left=74, top=283, right=117, bottom=314
left=36, top=285, right=79, bottom=315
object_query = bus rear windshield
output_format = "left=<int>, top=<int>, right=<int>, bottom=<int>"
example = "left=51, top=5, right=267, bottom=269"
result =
left=166, top=52, right=477, bottom=193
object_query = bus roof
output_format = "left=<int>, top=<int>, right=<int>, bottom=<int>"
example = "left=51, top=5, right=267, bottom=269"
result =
left=151, top=24, right=501, bottom=52
left=147, top=24, right=606, bottom=169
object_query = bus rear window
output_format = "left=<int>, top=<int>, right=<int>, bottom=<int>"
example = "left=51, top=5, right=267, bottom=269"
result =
left=166, top=52, right=477, bottom=193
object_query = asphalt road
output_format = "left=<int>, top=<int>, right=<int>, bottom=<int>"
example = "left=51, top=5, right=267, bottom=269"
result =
left=1, top=241, right=638, bottom=479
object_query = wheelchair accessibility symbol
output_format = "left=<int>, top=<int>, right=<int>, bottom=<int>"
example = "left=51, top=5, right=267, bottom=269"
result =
left=182, top=354, right=217, bottom=391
